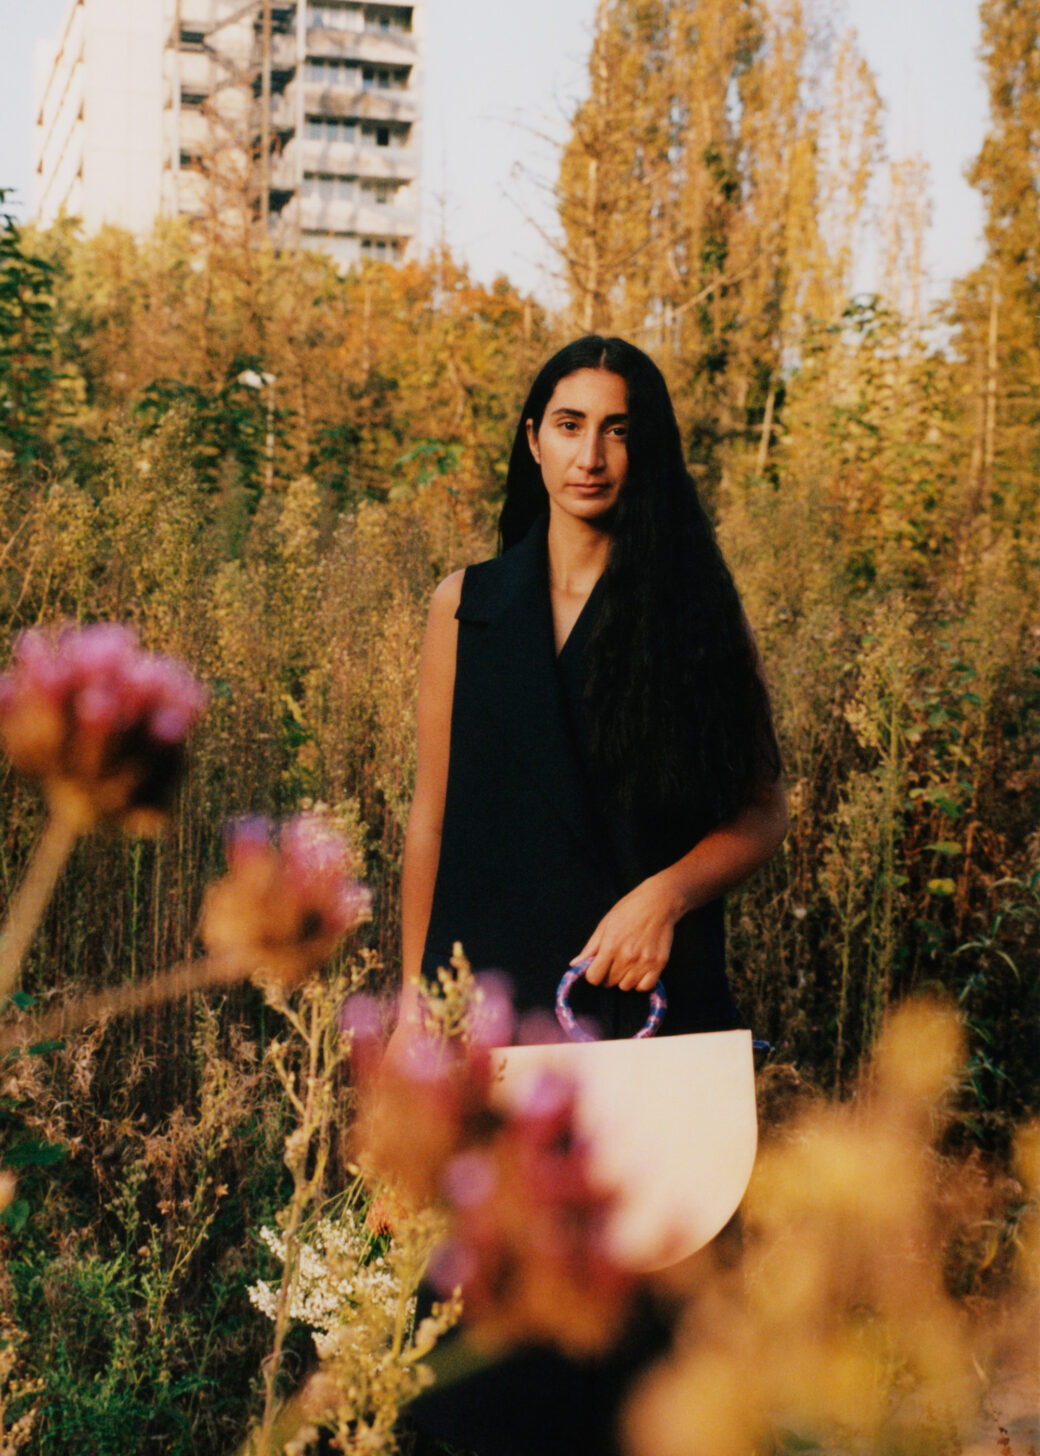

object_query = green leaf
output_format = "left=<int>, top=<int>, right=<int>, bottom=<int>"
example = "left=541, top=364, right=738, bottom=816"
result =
left=927, top=878, right=957, bottom=898
left=925, top=841, right=963, bottom=857
left=0, top=1199, right=30, bottom=1234
left=775, top=1431, right=826, bottom=1455
left=3, top=1139, right=68, bottom=1168
left=27, top=1039, right=65, bottom=1057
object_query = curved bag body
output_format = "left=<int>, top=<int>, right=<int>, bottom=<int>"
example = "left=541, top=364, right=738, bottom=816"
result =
left=492, top=1028, right=757, bottom=1271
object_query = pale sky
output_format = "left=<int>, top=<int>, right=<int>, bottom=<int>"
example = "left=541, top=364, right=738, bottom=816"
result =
left=1, top=0, right=988, bottom=306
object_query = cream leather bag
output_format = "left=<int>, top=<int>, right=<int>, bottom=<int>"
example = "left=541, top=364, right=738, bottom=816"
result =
left=491, top=963, right=758, bottom=1272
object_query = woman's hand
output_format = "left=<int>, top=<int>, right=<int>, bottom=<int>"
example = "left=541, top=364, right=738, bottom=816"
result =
left=574, top=874, right=682, bottom=992
left=575, top=780, right=790, bottom=994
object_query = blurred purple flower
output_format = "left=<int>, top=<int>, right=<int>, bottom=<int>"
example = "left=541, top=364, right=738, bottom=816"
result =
left=339, top=991, right=384, bottom=1044
left=200, top=815, right=370, bottom=989
left=515, top=1009, right=569, bottom=1046
left=0, top=622, right=206, bottom=832
left=427, top=1239, right=480, bottom=1295
left=469, top=972, right=516, bottom=1048
left=443, top=1149, right=499, bottom=1209
left=365, top=1032, right=634, bottom=1357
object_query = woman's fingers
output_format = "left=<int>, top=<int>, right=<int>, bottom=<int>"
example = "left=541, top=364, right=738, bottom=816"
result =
left=571, top=929, right=602, bottom=978
left=570, top=873, right=675, bottom=990
left=615, top=955, right=663, bottom=992
left=581, top=944, right=611, bottom=986
left=585, top=941, right=664, bottom=990
left=572, top=882, right=675, bottom=989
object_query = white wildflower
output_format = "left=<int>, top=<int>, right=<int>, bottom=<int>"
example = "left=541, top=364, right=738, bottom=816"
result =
left=248, top=1210, right=413, bottom=1358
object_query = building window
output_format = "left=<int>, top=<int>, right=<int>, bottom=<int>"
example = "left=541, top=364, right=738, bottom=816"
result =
left=356, top=120, right=407, bottom=148
left=304, top=172, right=358, bottom=204
left=361, top=179, right=397, bottom=205
left=364, top=6, right=412, bottom=33
left=361, top=65, right=408, bottom=90
left=306, top=114, right=358, bottom=143
left=180, top=27, right=206, bottom=51
left=309, top=4, right=363, bottom=31
left=305, top=57, right=359, bottom=86
left=360, top=237, right=401, bottom=258
left=181, top=90, right=207, bottom=108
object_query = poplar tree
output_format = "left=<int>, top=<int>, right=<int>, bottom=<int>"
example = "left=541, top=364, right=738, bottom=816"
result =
left=555, top=0, right=883, bottom=486
left=958, top=0, right=1040, bottom=534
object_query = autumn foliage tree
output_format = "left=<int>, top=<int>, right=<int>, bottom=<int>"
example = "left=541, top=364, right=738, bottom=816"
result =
left=555, top=0, right=884, bottom=490
left=954, top=0, right=1040, bottom=541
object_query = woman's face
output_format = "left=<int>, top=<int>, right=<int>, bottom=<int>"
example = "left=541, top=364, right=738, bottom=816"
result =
left=526, top=368, right=629, bottom=528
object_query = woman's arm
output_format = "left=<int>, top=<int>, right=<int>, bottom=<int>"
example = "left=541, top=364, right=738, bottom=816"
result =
left=578, top=776, right=789, bottom=993
left=582, top=610, right=786, bottom=993
left=395, top=571, right=463, bottom=1030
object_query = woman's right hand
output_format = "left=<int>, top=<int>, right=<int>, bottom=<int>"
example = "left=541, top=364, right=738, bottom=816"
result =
left=574, top=872, right=681, bottom=992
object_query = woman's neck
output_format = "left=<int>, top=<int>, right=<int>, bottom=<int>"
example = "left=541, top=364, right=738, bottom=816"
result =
left=546, top=513, right=612, bottom=596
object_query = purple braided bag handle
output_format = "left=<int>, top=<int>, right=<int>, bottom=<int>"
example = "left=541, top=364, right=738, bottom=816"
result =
left=555, top=958, right=667, bottom=1043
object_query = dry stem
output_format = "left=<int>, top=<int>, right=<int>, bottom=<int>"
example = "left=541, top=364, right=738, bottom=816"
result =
left=0, top=955, right=246, bottom=1054
left=0, top=813, right=82, bottom=1001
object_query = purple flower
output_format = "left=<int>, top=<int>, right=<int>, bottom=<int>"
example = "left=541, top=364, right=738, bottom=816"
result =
left=469, top=972, right=516, bottom=1048
left=443, top=1150, right=499, bottom=1209
left=0, top=622, right=206, bottom=832
left=339, top=991, right=385, bottom=1044
left=199, top=815, right=371, bottom=989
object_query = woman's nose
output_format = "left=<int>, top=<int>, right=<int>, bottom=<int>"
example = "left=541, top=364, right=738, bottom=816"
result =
left=576, top=427, right=605, bottom=472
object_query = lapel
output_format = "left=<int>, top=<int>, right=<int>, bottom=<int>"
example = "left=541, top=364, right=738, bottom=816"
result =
left=457, top=519, right=611, bottom=876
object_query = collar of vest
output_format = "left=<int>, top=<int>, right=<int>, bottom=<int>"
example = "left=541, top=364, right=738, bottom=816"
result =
left=455, top=514, right=548, bottom=624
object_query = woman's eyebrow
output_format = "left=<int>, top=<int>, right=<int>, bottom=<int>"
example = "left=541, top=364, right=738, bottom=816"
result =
left=549, top=407, right=629, bottom=422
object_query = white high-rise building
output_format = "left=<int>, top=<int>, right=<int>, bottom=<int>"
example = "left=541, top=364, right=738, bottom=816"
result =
left=32, top=0, right=424, bottom=267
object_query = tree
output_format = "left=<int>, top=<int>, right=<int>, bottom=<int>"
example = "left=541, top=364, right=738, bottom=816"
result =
left=956, top=0, right=1040, bottom=537
left=555, top=0, right=884, bottom=492
left=0, top=194, right=79, bottom=469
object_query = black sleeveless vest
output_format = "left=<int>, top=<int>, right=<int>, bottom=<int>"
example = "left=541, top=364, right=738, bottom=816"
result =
left=422, top=520, right=739, bottom=1039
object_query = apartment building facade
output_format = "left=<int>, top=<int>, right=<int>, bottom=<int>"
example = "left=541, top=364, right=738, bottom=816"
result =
left=32, top=0, right=424, bottom=267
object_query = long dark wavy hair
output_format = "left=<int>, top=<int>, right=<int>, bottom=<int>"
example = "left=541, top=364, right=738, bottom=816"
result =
left=500, top=335, right=779, bottom=842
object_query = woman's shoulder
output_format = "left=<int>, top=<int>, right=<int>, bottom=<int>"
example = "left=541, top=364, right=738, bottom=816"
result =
left=430, top=569, right=465, bottom=617
left=432, top=526, right=539, bottom=626
left=432, top=550, right=514, bottom=626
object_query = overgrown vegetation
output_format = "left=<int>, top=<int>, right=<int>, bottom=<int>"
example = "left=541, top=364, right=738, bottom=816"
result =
left=0, top=0, right=1037, bottom=1449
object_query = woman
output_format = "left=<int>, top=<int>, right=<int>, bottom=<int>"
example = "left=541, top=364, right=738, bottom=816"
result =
left=397, top=335, right=786, bottom=1041
left=398, top=337, right=787, bottom=1456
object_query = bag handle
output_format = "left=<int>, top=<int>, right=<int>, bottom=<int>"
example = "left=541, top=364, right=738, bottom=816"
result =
left=555, top=958, right=668, bottom=1043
